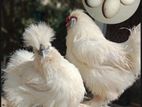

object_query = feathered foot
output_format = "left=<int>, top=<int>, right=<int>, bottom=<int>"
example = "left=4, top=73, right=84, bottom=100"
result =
left=83, top=95, right=109, bottom=107
left=79, top=103, right=91, bottom=107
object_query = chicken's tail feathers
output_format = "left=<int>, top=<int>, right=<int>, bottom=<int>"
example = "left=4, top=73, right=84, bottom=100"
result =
left=126, top=23, right=141, bottom=76
left=23, top=22, right=55, bottom=50
left=5, top=50, right=34, bottom=72
left=128, top=23, right=140, bottom=52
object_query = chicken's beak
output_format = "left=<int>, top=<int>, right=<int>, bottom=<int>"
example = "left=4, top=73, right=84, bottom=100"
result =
left=40, top=50, right=46, bottom=58
left=39, top=44, right=50, bottom=58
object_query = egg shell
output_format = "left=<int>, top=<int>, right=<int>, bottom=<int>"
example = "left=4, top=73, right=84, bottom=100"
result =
left=121, top=0, right=135, bottom=5
left=86, top=0, right=104, bottom=7
left=103, top=0, right=121, bottom=18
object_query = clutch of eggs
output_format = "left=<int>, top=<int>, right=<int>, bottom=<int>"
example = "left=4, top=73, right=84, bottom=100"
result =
left=85, top=0, right=136, bottom=18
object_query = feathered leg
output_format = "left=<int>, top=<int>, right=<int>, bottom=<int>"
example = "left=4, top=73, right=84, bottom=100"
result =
left=83, top=95, right=110, bottom=107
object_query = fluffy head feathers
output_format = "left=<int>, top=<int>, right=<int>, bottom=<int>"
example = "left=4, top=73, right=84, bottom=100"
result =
left=23, top=22, right=55, bottom=50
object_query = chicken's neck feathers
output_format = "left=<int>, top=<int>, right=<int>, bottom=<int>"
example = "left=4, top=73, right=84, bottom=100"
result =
left=33, top=47, right=63, bottom=76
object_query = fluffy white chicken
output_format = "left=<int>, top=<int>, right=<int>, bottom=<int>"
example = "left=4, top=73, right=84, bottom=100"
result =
left=4, top=23, right=86, bottom=107
left=66, top=9, right=141, bottom=107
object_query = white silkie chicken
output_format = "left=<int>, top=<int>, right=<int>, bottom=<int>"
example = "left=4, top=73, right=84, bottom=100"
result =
left=66, top=9, right=141, bottom=107
left=4, top=23, right=86, bottom=107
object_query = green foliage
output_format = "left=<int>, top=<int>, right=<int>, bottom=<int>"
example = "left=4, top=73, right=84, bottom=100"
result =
left=1, top=0, right=83, bottom=63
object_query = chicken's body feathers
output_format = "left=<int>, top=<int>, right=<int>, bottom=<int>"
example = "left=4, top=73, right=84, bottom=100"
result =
left=4, top=23, right=85, bottom=107
left=66, top=9, right=140, bottom=107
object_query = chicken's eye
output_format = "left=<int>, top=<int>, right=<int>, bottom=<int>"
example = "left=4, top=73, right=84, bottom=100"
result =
left=71, top=17, right=77, bottom=22
left=70, top=16, right=77, bottom=22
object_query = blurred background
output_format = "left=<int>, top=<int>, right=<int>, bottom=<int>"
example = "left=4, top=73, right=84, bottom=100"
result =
left=1, top=0, right=141, bottom=107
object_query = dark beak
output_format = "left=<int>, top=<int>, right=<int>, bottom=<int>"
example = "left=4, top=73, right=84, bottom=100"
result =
left=38, top=44, right=50, bottom=58
left=39, top=44, right=45, bottom=57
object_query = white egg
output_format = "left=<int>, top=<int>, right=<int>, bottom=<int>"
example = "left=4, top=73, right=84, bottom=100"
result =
left=121, top=0, right=135, bottom=5
left=103, top=0, right=121, bottom=18
left=86, top=0, right=104, bottom=7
